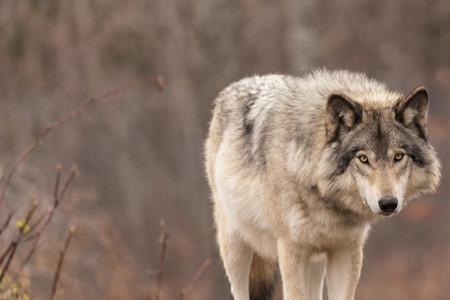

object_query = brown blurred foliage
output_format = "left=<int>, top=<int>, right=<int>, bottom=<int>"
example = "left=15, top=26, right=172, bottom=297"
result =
left=0, top=0, right=449, bottom=299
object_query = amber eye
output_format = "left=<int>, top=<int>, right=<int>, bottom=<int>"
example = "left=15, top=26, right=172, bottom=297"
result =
left=358, top=155, right=369, bottom=164
left=394, top=153, right=405, bottom=162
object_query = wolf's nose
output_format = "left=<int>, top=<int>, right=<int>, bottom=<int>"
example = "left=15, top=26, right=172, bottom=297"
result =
left=378, top=197, right=398, bottom=214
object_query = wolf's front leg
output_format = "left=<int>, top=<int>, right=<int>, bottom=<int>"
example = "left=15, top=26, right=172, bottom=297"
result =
left=277, top=239, right=309, bottom=300
left=306, top=255, right=327, bottom=300
left=217, top=228, right=253, bottom=300
left=326, top=246, right=363, bottom=300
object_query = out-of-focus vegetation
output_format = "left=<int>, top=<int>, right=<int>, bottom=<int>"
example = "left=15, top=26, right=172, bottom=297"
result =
left=0, top=0, right=449, bottom=299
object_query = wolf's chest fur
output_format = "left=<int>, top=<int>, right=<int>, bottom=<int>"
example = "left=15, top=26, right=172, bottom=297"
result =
left=214, top=158, right=368, bottom=260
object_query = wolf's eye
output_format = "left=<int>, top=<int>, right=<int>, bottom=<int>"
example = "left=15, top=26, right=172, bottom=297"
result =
left=394, top=153, right=405, bottom=162
left=358, top=155, right=369, bottom=164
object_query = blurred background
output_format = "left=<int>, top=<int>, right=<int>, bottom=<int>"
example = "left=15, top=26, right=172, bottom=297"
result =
left=0, top=0, right=449, bottom=299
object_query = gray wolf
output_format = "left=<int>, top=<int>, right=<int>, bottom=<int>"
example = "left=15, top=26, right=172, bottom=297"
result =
left=204, top=69, right=441, bottom=300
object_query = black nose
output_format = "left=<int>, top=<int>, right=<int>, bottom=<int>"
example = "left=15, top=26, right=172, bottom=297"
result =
left=378, top=197, right=398, bottom=214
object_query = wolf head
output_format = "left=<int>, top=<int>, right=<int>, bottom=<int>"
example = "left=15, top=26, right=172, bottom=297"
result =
left=319, top=87, right=441, bottom=217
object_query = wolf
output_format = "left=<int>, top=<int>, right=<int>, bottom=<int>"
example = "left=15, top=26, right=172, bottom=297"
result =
left=204, top=69, right=441, bottom=300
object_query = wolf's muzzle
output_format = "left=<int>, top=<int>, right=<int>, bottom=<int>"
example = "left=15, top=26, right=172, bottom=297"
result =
left=378, top=197, right=398, bottom=215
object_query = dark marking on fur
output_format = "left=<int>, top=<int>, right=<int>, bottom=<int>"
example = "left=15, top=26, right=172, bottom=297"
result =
left=375, top=111, right=383, bottom=139
left=332, top=146, right=364, bottom=176
left=401, top=143, right=427, bottom=167
left=362, top=110, right=389, bottom=160
left=241, top=93, right=257, bottom=164
left=320, top=196, right=365, bottom=226
left=241, top=92, right=269, bottom=168
left=393, top=121, right=429, bottom=167
left=309, top=184, right=320, bottom=194
left=243, top=93, right=257, bottom=136
left=244, top=122, right=253, bottom=136
left=255, top=116, right=270, bottom=167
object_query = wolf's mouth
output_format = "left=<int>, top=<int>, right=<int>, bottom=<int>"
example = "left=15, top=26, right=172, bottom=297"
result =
left=379, top=211, right=397, bottom=217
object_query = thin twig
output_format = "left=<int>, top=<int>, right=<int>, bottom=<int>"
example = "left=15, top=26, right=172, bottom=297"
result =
left=0, top=200, right=38, bottom=282
left=155, top=220, right=169, bottom=300
left=50, top=226, right=76, bottom=300
left=58, top=165, right=78, bottom=201
left=25, top=209, right=49, bottom=238
left=22, top=199, right=38, bottom=231
left=0, top=75, right=165, bottom=209
left=0, top=212, right=13, bottom=236
left=0, top=243, right=14, bottom=269
left=53, top=165, right=62, bottom=206
left=179, top=258, right=211, bottom=300
left=0, top=242, right=18, bottom=281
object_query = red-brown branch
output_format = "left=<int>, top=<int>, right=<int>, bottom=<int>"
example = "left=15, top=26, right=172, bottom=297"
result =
left=0, top=212, right=13, bottom=236
left=53, top=165, right=62, bottom=206
left=155, top=220, right=169, bottom=300
left=179, top=258, right=211, bottom=300
left=50, top=226, right=76, bottom=300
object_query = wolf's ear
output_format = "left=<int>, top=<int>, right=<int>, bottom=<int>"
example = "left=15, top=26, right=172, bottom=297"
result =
left=326, top=94, right=363, bottom=142
left=395, top=87, right=429, bottom=140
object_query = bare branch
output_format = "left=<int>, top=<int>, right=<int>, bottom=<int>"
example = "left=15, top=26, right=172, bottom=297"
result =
left=53, top=165, right=62, bottom=206
left=155, top=220, right=169, bottom=300
left=50, top=226, right=76, bottom=300
left=58, top=165, right=78, bottom=201
left=0, top=212, right=13, bottom=236
left=0, top=243, right=14, bottom=269
left=179, top=258, right=211, bottom=300
left=0, top=242, right=18, bottom=282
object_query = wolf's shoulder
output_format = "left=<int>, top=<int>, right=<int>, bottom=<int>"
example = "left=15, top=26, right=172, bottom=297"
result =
left=217, top=74, right=295, bottom=100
